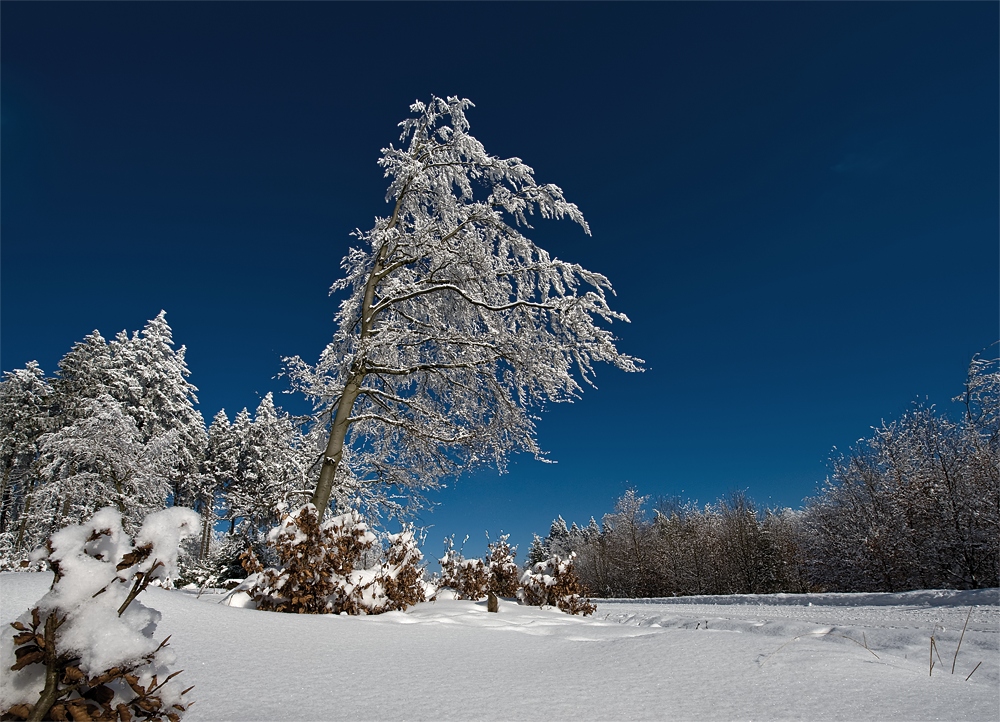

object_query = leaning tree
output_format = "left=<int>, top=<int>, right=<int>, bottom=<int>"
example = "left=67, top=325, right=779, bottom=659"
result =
left=288, top=96, right=642, bottom=517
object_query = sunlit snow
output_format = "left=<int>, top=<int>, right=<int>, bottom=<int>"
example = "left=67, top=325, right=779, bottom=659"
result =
left=1, top=573, right=996, bottom=720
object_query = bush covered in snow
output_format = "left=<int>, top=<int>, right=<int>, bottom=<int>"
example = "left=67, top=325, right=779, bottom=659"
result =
left=485, top=534, right=519, bottom=597
left=437, top=537, right=489, bottom=600
left=247, top=504, right=426, bottom=615
left=0, top=506, right=200, bottom=721
left=519, top=552, right=596, bottom=616
left=378, top=530, right=427, bottom=612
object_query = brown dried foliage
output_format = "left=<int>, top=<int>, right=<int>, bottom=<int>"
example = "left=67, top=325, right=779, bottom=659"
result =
left=520, top=554, right=596, bottom=616
left=486, top=536, right=520, bottom=597
left=2, top=612, right=191, bottom=722
left=252, top=506, right=377, bottom=615
left=378, top=533, right=426, bottom=612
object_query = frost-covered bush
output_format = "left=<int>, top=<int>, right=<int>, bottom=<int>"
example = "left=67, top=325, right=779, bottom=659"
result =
left=437, top=537, right=489, bottom=600
left=248, top=504, right=427, bottom=615
left=250, top=504, right=373, bottom=615
left=0, top=506, right=200, bottom=721
left=486, top=534, right=519, bottom=597
left=519, top=552, right=596, bottom=616
left=377, top=530, right=426, bottom=612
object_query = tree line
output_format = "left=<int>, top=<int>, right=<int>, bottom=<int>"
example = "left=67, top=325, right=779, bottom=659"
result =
left=0, top=312, right=323, bottom=580
left=529, top=352, right=998, bottom=595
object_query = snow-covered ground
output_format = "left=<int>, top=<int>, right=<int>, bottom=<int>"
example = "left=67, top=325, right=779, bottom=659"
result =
left=2, top=573, right=997, bottom=721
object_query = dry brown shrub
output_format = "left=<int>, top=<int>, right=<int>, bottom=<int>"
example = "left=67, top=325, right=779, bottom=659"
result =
left=437, top=537, right=490, bottom=600
left=251, top=505, right=374, bottom=615
left=486, top=534, right=520, bottom=597
left=519, top=552, right=596, bottom=616
left=378, top=530, right=426, bottom=612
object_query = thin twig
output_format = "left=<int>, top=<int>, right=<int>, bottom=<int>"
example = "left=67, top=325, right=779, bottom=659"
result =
left=951, top=606, right=973, bottom=675
left=759, top=630, right=880, bottom=667
left=965, top=661, right=982, bottom=681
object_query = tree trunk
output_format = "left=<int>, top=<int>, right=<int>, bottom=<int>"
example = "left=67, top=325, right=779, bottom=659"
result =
left=309, top=238, right=389, bottom=516
left=310, top=375, right=364, bottom=516
left=199, top=495, right=213, bottom=559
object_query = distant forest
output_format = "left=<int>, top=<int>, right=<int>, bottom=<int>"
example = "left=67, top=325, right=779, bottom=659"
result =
left=530, top=351, right=998, bottom=595
left=1, top=314, right=997, bottom=594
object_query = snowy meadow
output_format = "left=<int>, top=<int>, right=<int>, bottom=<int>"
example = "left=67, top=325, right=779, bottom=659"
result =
left=2, top=572, right=996, bottom=721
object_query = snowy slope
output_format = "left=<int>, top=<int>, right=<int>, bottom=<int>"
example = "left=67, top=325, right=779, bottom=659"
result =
left=1, top=573, right=997, bottom=721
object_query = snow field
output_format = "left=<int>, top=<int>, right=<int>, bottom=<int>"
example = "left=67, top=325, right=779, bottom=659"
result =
left=2, top=573, right=997, bottom=721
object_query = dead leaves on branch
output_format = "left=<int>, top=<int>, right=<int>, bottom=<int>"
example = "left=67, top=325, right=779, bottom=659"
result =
left=3, top=611, right=191, bottom=722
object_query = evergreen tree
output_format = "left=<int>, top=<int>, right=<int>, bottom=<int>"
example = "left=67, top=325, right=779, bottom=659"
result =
left=0, top=363, right=53, bottom=552
left=525, top=534, right=548, bottom=568
left=113, top=312, right=207, bottom=507
left=52, top=331, right=122, bottom=422
left=26, top=395, right=178, bottom=549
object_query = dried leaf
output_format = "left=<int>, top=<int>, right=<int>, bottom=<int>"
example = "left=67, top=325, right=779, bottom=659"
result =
left=62, top=665, right=86, bottom=683
left=115, top=703, right=132, bottom=722
left=13, top=631, right=35, bottom=645
left=84, top=683, right=115, bottom=705
left=5, top=703, right=34, bottom=720
left=11, top=648, right=44, bottom=670
left=10, top=621, right=27, bottom=631
left=135, top=696, right=161, bottom=713
left=67, top=701, right=93, bottom=722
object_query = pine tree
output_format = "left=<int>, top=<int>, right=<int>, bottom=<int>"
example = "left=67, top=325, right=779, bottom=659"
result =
left=113, top=312, right=207, bottom=508
left=52, top=331, right=122, bottom=423
left=525, top=534, right=548, bottom=568
left=28, top=395, right=178, bottom=547
left=0, top=363, right=54, bottom=556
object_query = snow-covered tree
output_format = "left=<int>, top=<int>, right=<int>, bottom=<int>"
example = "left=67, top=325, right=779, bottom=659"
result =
left=524, top=534, right=548, bottom=568
left=376, top=528, right=427, bottom=611
left=23, top=395, right=179, bottom=550
left=248, top=505, right=427, bottom=615
left=0, top=363, right=53, bottom=548
left=51, top=331, right=122, bottom=423
left=286, top=96, right=642, bottom=518
left=519, top=552, right=595, bottom=616
left=111, top=312, right=207, bottom=507
left=222, top=395, right=311, bottom=545
left=485, top=533, right=519, bottom=597
left=546, top=516, right=572, bottom=557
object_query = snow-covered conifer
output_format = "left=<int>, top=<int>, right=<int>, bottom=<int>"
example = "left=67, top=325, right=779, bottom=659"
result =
left=52, top=331, right=123, bottom=423
left=524, top=534, right=547, bottom=568
left=222, top=395, right=309, bottom=551
left=0, top=363, right=53, bottom=556
left=25, top=396, right=178, bottom=550
left=113, top=312, right=207, bottom=508
left=547, top=516, right=572, bottom=557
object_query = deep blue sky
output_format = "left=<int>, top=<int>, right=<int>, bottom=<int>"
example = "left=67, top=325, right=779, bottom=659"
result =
left=2, top=3, right=997, bottom=561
